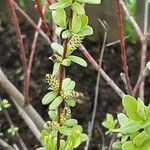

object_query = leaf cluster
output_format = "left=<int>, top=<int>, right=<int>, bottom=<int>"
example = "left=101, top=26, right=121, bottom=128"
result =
left=102, top=95, right=150, bottom=150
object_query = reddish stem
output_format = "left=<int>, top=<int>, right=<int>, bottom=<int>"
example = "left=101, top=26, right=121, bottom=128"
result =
left=27, top=2, right=47, bottom=89
left=7, top=0, right=29, bottom=105
left=56, top=38, right=68, bottom=149
left=116, top=0, right=133, bottom=95
left=34, top=0, right=53, bottom=42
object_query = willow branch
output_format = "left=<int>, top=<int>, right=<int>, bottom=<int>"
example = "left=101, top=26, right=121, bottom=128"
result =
left=13, top=1, right=51, bottom=44
left=7, top=0, right=29, bottom=105
left=120, top=0, right=149, bottom=99
left=116, top=0, right=133, bottom=95
left=34, top=0, right=53, bottom=41
left=0, top=68, right=45, bottom=130
left=12, top=99, right=41, bottom=143
left=12, top=3, right=125, bottom=98
left=0, top=138, right=15, bottom=150
left=27, top=2, right=47, bottom=90
left=3, top=110, right=27, bottom=150
left=139, top=1, right=149, bottom=99
left=79, top=44, right=125, bottom=98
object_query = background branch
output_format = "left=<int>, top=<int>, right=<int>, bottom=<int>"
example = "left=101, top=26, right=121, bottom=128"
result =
left=0, top=138, right=15, bottom=150
left=7, top=0, right=29, bottom=105
left=116, top=0, right=133, bottom=95
left=0, top=68, right=45, bottom=130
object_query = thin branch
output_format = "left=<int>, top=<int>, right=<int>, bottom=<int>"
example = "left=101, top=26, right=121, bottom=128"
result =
left=116, top=0, right=133, bottom=95
left=105, top=36, right=129, bottom=47
left=133, top=67, right=149, bottom=96
left=120, top=0, right=143, bottom=39
left=85, top=21, right=108, bottom=150
left=97, top=124, right=105, bottom=150
left=0, top=138, right=15, bottom=150
left=34, top=0, right=53, bottom=41
left=139, top=1, right=149, bottom=99
left=0, top=68, right=45, bottom=130
left=56, top=39, right=68, bottom=149
left=7, top=0, right=29, bottom=105
left=120, top=0, right=150, bottom=99
left=79, top=44, right=125, bottom=98
left=3, top=110, right=27, bottom=150
left=13, top=1, right=51, bottom=44
left=27, top=2, right=47, bottom=90
left=12, top=99, right=41, bottom=143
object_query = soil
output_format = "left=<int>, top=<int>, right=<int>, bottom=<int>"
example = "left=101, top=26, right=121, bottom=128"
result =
left=0, top=22, right=150, bottom=150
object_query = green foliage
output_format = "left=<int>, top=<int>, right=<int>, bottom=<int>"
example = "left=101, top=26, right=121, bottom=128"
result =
left=0, top=99, right=11, bottom=111
left=124, top=0, right=136, bottom=43
left=39, top=0, right=101, bottom=149
left=43, top=75, right=78, bottom=108
left=7, top=125, right=19, bottom=136
left=102, top=95, right=150, bottom=150
left=17, top=0, right=26, bottom=10
left=37, top=125, right=88, bottom=150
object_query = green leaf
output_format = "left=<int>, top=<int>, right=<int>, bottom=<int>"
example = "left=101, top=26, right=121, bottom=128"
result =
left=120, top=120, right=140, bottom=134
left=60, top=140, right=66, bottom=150
left=122, top=95, right=141, bottom=122
left=52, top=62, right=60, bottom=75
left=62, top=78, right=71, bottom=89
left=55, top=27, right=64, bottom=36
left=68, top=55, right=87, bottom=67
left=146, top=61, right=150, bottom=70
left=80, top=133, right=89, bottom=143
left=18, top=0, right=26, bottom=10
left=137, top=98, right=146, bottom=120
left=61, top=59, right=71, bottom=66
left=64, top=81, right=76, bottom=91
left=71, top=13, right=81, bottom=33
left=133, top=131, right=149, bottom=147
left=117, top=113, right=129, bottom=127
left=122, top=141, right=135, bottom=150
left=80, top=15, right=89, bottom=28
left=48, top=111, right=57, bottom=121
left=62, top=30, right=71, bottom=39
left=49, top=96, right=63, bottom=110
left=42, top=92, right=58, bottom=105
left=112, top=141, right=122, bottom=149
left=140, top=118, right=150, bottom=129
left=71, top=2, right=85, bottom=15
left=51, top=42, right=64, bottom=55
left=63, top=119, right=78, bottom=126
left=65, top=99, right=76, bottom=107
left=59, top=126, right=72, bottom=136
left=53, top=9, right=67, bottom=28
left=78, top=25, right=93, bottom=36
left=49, top=2, right=70, bottom=9
left=102, top=113, right=117, bottom=130
left=76, top=0, right=101, bottom=4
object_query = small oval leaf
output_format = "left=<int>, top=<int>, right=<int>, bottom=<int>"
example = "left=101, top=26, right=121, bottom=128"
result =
left=49, top=96, right=63, bottom=110
left=52, top=63, right=60, bottom=75
left=61, top=59, right=71, bottom=66
left=42, top=92, right=57, bottom=105
left=68, top=55, right=87, bottom=67
left=62, top=78, right=71, bottom=89
left=65, top=99, right=76, bottom=107
left=63, top=119, right=78, bottom=126
left=51, top=42, right=63, bottom=55
left=71, top=2, right=85, bottom=15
